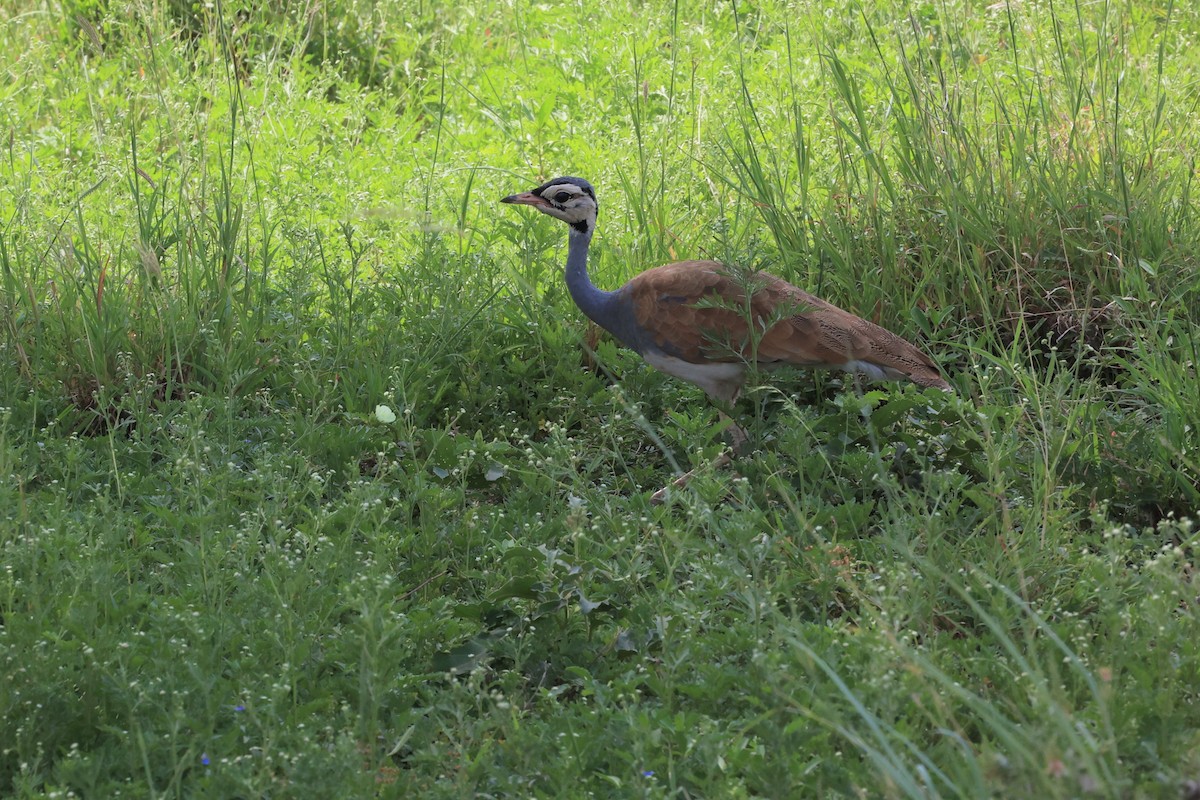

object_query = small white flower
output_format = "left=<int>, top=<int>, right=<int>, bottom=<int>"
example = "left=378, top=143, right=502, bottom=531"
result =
left=374, top=404, right=396, bottom=423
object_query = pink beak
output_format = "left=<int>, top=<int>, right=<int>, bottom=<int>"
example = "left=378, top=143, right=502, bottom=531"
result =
left=500, top=191, right=549, bottom=207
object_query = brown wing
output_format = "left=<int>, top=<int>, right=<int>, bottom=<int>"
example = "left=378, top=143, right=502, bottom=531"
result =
left=626, top=260, right=949, bottom=390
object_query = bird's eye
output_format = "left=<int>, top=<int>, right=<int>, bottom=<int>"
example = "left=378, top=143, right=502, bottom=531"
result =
left=554, top=191, right=571, bottom=203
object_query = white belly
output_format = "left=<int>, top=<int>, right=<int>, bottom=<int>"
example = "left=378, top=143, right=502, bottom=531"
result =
left=840, top=359, right=905, bottom=381
left=643, top=351, right=746, bottom=402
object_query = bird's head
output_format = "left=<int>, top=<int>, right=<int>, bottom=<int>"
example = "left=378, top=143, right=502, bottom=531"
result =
left=501, top=176, right=598, bottom=235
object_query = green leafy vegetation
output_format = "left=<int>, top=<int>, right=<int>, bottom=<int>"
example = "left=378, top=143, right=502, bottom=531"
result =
left=2, top=0, right=1198, bottom=796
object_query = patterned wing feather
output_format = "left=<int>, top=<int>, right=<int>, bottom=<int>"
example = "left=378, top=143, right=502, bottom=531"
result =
left=626, top=261, right=949, bottom=390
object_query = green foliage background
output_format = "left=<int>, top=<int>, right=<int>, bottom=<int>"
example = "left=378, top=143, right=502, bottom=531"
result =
left=2, top=0, right=1199, bottom=797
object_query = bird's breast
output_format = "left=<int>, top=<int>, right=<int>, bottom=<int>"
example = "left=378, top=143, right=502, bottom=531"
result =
left=584, top=287, right=676, bottom=356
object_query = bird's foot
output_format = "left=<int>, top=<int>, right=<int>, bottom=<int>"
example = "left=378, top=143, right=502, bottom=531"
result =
left=649, top=450, right=734, bottom=505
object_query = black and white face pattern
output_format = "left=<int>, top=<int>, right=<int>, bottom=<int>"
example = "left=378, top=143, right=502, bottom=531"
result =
left=528, top=177, right=599, bottom=233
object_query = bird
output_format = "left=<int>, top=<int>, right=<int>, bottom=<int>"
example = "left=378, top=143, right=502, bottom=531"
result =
left=501, top=176, right=950, bottom=503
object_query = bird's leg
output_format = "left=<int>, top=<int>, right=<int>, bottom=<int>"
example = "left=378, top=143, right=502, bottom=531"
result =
left=723, top=410, right=750, bottom=455
left=650, top=398, right=746, bottom=505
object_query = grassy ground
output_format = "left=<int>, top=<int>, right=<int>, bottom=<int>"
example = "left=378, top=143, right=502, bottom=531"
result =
left=2, top=0, right=1199, bottom=796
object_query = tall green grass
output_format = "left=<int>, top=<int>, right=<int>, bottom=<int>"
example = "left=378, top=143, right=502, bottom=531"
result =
left=1, top=0, right=1199, bottom=797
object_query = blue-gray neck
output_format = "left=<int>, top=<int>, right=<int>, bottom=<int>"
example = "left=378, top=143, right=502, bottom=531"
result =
left=564, top=227, right=656, bottom=355
left=565, top=227, right=615, bottom=326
